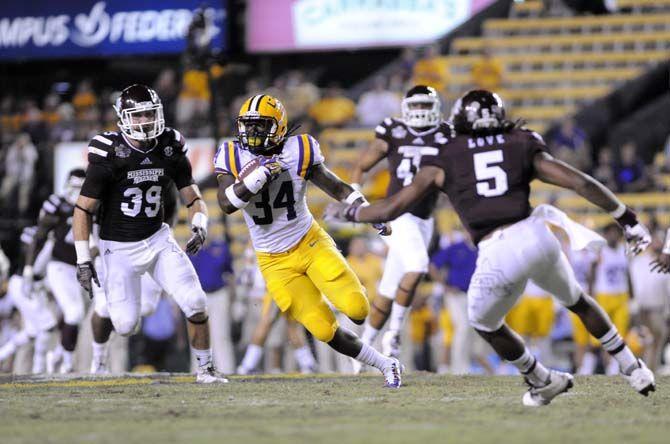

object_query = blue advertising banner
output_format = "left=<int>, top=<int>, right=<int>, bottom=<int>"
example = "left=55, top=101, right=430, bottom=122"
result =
left=0, top=1, right=227, bottom=60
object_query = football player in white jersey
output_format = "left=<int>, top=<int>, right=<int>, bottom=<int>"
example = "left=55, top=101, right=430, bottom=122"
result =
left=576, top=223, right=631, bottom=375
left=216, top=94, right=402, bottom=387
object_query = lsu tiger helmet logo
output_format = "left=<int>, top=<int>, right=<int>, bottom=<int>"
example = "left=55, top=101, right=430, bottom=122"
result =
left=236, top=94, right=288, bottom=154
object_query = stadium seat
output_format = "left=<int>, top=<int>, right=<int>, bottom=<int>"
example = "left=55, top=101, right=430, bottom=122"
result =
left=452, top=31, right=670, bottom=55
left=485, top=12, right=670, bottom=35
left=447, top=50, right=669, bottom=73
left=449, top=67, right=642, bottom=89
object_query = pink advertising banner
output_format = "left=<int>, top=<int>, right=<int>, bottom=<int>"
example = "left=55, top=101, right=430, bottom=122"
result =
left=247, top=0, right=495, bottom=53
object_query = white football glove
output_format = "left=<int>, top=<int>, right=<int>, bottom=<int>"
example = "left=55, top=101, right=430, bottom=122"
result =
left=623, top=223, right=651, bottom=256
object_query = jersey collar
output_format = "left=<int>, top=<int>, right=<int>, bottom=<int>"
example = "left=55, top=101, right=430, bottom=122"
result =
left=121, top=132, right=158, bottom=155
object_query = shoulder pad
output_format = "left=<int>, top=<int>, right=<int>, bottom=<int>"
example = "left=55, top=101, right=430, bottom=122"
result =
left=159, top=128, right=188, bottom=156
left=87, top=132, right=118, bottom=160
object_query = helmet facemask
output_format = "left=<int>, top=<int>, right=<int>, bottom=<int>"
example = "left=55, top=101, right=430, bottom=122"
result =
left=401, top=94, right=441, bottom=128
left=237, top=115, right=280, bottom=154
left=115, top=102, right=165, bottom=141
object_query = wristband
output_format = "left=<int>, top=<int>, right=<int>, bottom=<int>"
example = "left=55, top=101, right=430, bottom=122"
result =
left=225, top=184, right=249, bottom=209
left=242, top=168, right=269, bottom=194
left=344, top=190, right=366, bottom=205
left=609, top=202, right=626, bottom=219
left=75, top=240, right=92, bottom=264
left=344, top=205, right=361, bottom=222
left=191, top=212, right=208, bottom=230
left=663, top=228, right=670, bottom=255
left=614, top=207, right=638, bottom=228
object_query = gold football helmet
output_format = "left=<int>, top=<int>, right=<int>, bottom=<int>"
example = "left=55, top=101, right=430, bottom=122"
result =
left=237, top=94, right=288, bottom=154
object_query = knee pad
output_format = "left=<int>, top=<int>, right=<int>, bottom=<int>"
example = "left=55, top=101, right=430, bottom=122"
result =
left=342, top=291, right=370, bottom=322
left=113, top=317, right=140, bottom=337
left=303, top=312, right=338, bottom=343
left=63, top=302, right=85, bottom=326
left=140, top=297, right=160, bottom=318
left=175, top=287, right=207, bottom=319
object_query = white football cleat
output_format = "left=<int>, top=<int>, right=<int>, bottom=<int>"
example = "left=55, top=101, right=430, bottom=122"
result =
left=382, top=358, right=403, bottom=389
left=522, top=370, right=574, bottom=407
left=381, top=330, right=401, bottom=359
left=196, top=365, right=230, bottom=384
left=236, top=365, right=250, bottom=376
left=46, top=349, right=62, bottom=374
left=624, top=359, right=656, bottom=396
left=90, top=358, right=110, bottom=375
left=351, top=358, right=363, bottom=375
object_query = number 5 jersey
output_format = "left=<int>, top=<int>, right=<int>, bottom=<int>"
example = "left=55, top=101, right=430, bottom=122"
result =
left=214, top=134, right=324, bottom=253
left=81, top=128, right=194, bottom=241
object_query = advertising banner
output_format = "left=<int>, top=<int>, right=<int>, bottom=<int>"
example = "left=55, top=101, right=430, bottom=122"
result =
left=0, top=0, right=227, bottom=60
left=247, top=0, right=495, bottom=52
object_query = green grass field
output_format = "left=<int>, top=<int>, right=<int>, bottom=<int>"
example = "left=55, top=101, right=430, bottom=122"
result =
left=0, top=373, right=667, bottom=444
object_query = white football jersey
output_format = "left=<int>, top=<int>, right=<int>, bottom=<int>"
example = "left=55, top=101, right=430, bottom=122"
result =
left=593, top=243, right=629, bottom=295
left=568, top=249, right=597, bottom=290
left=215, top=135, right=324, bottom=253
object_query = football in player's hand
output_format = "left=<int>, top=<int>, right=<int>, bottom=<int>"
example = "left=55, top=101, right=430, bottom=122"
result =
left=238, top=157, right=263, bottom=180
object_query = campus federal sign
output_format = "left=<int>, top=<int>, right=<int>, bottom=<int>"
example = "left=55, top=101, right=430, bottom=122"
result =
left=0, top=0, right=227, bottom=60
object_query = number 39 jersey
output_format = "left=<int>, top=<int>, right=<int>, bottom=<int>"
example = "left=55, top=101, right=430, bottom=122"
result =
left=80, top=129, right=194, bottom=242
left=421, top=128, right=547, bottom=244
left=214, top=134, right=324, bottom=253
left=375, top=118, right=451, bottom=219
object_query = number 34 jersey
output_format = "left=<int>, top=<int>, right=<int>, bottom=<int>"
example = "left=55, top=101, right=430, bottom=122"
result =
left=214, top=134, right=324, bottom=253
left=421, top=128, right=547, bottom=244
left=80, top=129, right=194, bottom=242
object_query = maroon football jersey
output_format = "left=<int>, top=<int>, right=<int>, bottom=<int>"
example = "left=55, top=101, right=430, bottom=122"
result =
left=421, top=128, right=547, bottom=244
left=375, top=118, right=451, bottom=219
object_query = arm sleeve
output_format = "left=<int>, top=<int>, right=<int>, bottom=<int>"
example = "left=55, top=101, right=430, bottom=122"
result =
left=174, top=155, right=196, bottom=190
left=80, top=161, right=114, bottom=199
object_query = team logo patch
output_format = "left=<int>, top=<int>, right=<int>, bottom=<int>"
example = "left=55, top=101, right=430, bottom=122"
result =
left=434, top=132, right=448, bottom=144
left=115, top=145, right=131, bottom=158
left=163, top=146, right=173, bottom=157
left=392, top=126, right=407, bottom=139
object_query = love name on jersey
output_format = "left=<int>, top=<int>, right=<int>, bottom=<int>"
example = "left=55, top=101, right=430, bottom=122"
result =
left=467, top=134, right=506, bottom=149
left=127, top=168, right=164, bottom=184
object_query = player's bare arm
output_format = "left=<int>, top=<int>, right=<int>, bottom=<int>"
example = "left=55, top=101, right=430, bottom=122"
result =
left=534, top=151, right=650, bottom=255
left=216, top=173, right=255, bottom=214
left=73, top=195, right=100, bottom=295
left=347, top=166, right=443, bottom=223
left=350, top=138, right=388, bottom=186
left=308, top=163, right=357, bottom=201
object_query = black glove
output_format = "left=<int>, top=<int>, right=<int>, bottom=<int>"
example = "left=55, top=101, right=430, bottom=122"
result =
left=186, top=226, right=207, bottom=255
left=76, top=261, right=100, bottom=298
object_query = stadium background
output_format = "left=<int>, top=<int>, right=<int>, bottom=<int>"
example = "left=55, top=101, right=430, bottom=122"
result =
left=1, top=0, right=669, bottom=377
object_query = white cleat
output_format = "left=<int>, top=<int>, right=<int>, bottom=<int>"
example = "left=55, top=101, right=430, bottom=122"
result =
left=46, top=349, right=62, bottom=374
left=381, top=330, right=401, bottom=359
left=59, top=360, right=74, bottom=375
left=624, top=359, right=656, bottom=397
left=382, top=358, right=403, bottom=389
left=351, top=358, right=363, bottom=375
left=522, top=370, right=574, bottom=407
left=90, top=359, right=110, bottom=375
left=196, top=365, right=230, bottom=384
left=236, top=365, right=250, bottom=376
